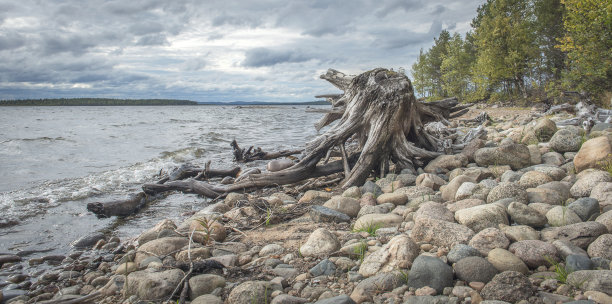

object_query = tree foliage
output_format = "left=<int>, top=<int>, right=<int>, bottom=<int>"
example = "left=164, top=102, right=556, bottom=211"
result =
left=411, top=0, right=611, bottom=103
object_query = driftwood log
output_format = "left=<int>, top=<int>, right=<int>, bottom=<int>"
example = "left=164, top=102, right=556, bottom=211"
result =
left=87, top=192, right=148, bottom=218
left=142, top=68, right=481, bottom=198
left=231, top=140, right=302, bottom=162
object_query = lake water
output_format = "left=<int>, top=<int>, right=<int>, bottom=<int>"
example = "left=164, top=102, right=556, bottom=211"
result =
left=0, top=105, right=323, bottom=257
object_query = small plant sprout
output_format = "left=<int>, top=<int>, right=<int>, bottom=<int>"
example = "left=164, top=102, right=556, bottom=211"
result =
left=352, top=221, right=381, bottom=237
left=544, top=255, right=571, bottom=284
left=353, top=241, right=368, bottom=264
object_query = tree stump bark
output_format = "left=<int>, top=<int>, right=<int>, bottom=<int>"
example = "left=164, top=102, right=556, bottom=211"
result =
left=143, top=68, right=478, bottom=197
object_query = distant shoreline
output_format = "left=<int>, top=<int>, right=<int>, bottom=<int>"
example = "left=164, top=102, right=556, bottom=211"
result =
left=0, top=98, right=328, bottom=106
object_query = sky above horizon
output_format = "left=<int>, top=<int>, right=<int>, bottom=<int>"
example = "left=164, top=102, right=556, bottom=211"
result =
left=0, top=0, right=485, bottom=103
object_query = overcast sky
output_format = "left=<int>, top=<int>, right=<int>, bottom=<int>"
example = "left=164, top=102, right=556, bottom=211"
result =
left=0, top=0, right=485, bottom=102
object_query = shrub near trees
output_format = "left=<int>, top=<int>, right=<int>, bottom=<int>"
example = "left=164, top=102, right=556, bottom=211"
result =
left=411, top=0, right=612, bottom=104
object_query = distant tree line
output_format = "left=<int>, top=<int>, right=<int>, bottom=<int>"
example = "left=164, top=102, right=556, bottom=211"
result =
left=411, top=0, right=611, bottom=104
left=0, top=98, right=198, bottom=106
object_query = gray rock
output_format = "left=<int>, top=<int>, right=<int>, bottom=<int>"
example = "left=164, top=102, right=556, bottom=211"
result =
left=507, top=202, right=547, bottom=228
left=541, top=222, right=608, bottom=249
left=455, top=204, right=509, bottom=232
left=487, top=182, right=528, bottom=204
left=553, top=240, right=589, bottom=258
left=323, top=196, right=361, bottom=218
left=500, top=224, right=540, bottom=242
left=587, top=234, right=612, bottom=260
left=441, top=175, right=474, bottom=201
left=361, top=181, right=383, bottom=197
left=410, top=217, right=475, bottom=248
left=358, top=234, right=419, bottom=277
left=595, top=210, right=612, bottom=233
left=501, top=170, right=523, bottom=183
left=486, top=248, right=529, bottom=274
left=508, top=240, right=559, bottom=269
left=424, top=154, right=469, bottom=173
left=469, top=227, right=510, bottom=256
left=310, top=259, right=336, bottom=277
left=188, top=274, right=225, bottom=300
left=591, top=123, right=612, bottom=132
left=407, top=255, right=454, bottom=293
left=125, top=268, right=185, bottom=300
left=299, top=228, right=341, bottom=257
left=447, top=244, right=482, bottom=264
left=474, top=144, right=531, bottom=170
left=72, top=232, right=105, bottom=248
left=454, top=256, right=499, bottom=283
left=566, top=254, right=593, bottom=271
left=192, top=294, right=223, bottom=304
left=227, top=281, right=273, bottom=304
left=567, top=270, right=612, bottom=295
left=571, top=170, right=611, bottom=198
left=480, top=271, right=536, bottom=303
left=546, top=206, right=583, bottom=227
left=519, top=171, right=553, bottom=188
left=591, top=182, right=612, bottom=209
left=549, top=127, right=583, bottom=153
left=414, top=201, right=454, bottom=222
left=533, top=118, right=558, bottom=142
left=568, top=198, right=600, bottom=221
left=134, top=237, right=189, bottom=265
left=350, top=273, right=399, bottom=303
left=541, top=152, right=565, bottom=166
left=353, top=213, right=403, bottom=231
left=524, top=165, right=567, bottom=181
left=313, top=294, right=356, bottom=304
left=310, top=205, right=351, bottom=223
left=259, top=244, right=284, bottom=257
left=591, top=257, right=611, bottom=269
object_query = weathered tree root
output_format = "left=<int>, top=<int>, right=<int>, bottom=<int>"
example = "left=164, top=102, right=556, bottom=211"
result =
left=142, top=68, right=476, bottom=198
left=231, top=139, right=302, bottom=162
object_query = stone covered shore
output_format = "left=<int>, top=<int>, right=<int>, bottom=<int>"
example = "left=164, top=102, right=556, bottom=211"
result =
left=1, top=106, right=612, bottom=304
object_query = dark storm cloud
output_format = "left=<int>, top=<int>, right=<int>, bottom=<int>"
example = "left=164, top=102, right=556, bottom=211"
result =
left=242, top=48, right=314, bottom=67
left=0, top=0, right=485, bottom=102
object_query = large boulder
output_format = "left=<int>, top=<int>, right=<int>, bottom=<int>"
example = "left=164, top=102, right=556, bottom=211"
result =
left=486, top=248, right=529, bottom=274
left=455, top=204, right=509, bottom=232
left=350, top=273, right=400, bottom=303
left=591, top=182, right=612, bottom=209
left=323, top=196, right=361, bottom=218
left=567, top=270, right=612, bottom=296
left=487, top=182, right=528, bottom=204
left=358, top=234, right=419, bottom=277
left=507, top=202, right=547, bottom=228
left=124, top=269, right=185, bottom=300
left=549, top=126, right=583, bottom=153
left=410, top=217, right=475, bottom=248
left=574, top=136, right=612, bottom=173
left=475, top=143, right=531, bottom=170
left=508, top=240, right=559, bottom=269
left=571, top=170, right=611, bottom=198
left=414, top=201, right=454, bottom=222
left=135, top=237, right=188, bottom=265
left=468, top=227, right=510, bottom=256
left=441, top=175, right=474, bottom=201
left=533, top=118, right=558, bottom=142
left=587, top=234, right=612, bottom=260
left=424, top=154, right=468, bottom=174
left=541, top=222, right=608, bottom=249
left=299, top=228, right=341, bottom=257
left=407, top=255, right=454, bottom=294
left=227, top=281, right=274, bottom=304
left=454, top=256, right=498, bottom=283
left=480, top=271, right=536, bottom=303
left=188, top=274, right=225, bottom=300
left=353, top=213, right=403, bottom=231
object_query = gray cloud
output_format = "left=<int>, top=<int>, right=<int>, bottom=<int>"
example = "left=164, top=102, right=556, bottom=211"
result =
left=242, top=48, right=314, bottom=67
left=0, top=0, right=485, bottom=102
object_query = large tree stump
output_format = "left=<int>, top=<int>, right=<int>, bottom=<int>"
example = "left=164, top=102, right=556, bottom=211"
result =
left=143, top=68, right=478, bottom=197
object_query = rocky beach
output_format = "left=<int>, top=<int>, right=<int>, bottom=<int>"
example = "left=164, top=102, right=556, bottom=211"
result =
left=2, top=104, right=612, bottom=304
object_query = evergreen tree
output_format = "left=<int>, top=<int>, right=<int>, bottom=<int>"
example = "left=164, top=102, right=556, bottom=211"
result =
left=557, top=0, right=612, bottom=97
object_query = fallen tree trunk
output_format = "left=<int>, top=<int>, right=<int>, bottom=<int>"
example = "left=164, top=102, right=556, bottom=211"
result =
left=164, top=163, right=241, bottom=182
left=87, top=192, right=148, bottom=218
left=231, top=140, right=302, bottom=162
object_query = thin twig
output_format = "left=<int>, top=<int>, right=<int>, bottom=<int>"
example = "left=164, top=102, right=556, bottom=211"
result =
left=43, top=292, right=101, bottom=304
